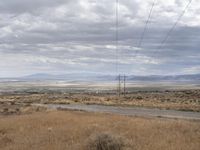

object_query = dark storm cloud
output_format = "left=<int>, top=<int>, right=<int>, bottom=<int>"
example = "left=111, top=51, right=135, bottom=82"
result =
left=0, top=0, right=200, bottom=77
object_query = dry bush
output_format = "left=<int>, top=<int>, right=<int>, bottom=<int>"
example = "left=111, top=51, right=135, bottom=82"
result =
left=87, top=133, right=124, bottom=150
left=20, top=105, right=47, bottom=114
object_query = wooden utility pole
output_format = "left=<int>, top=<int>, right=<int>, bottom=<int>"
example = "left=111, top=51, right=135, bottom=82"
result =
left=118, top=74, right=121, bottom=97
left=123, top=75, right=126, bottom=97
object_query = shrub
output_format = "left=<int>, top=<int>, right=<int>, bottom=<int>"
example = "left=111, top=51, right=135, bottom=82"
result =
left=87, top=133, right=124, bottom=150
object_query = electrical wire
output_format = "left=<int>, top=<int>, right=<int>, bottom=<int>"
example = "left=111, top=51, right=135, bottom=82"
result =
left=138, top=0, right=157, bottom=48
left=157, top=0, right=193, bottom=49
left=133, top=0, right=157, bottom=59
left=115, top=0, right=119, bottom=74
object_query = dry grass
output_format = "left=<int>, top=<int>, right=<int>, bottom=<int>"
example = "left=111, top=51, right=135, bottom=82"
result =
left=0, top=110, right=199, bottom=150
left=86, top=133, right=124, bottom=150
left=1, top=89, right=200, bottom=112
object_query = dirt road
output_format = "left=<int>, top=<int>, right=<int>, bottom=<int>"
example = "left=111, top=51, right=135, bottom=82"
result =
left=39, top=104, right=200, bottom=120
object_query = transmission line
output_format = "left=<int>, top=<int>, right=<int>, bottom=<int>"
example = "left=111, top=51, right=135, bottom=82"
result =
left=132, top=0, right=156, bottom=59
left=115, top=0, right=121, bottom=96
left=138, top=0, right=157, bottom=48
left=115, top=0, right=119, bottom=74
left=157, top=0, right=193, bottom=49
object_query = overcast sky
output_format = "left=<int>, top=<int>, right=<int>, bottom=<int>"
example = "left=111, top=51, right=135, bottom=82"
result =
left=0, top=0, right=200, bottom=77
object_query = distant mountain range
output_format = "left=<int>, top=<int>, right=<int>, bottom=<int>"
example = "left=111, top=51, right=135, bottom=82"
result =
left=5, top=73, right=199, bottom=82
left=126, top=74, right=200, bottom=82
left=1, top=73, right=200, bottom=82
left=22, top=73, right=107, bottom=81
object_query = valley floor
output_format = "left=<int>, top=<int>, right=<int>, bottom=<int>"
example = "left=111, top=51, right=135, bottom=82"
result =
left=1, top=89, right=200, bottom=114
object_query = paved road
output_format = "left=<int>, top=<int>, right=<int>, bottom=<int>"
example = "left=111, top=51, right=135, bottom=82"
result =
left=39, top=104, right=200, bottom=120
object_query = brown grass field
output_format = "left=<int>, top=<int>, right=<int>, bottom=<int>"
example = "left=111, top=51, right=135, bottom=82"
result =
left=1, top=89, right=200, bottom=113
left=0, top=87, right=199, bottom=150
left=0, top=110, right=200, bottom=150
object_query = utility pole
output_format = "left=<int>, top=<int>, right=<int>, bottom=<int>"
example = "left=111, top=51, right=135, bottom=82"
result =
left=118, top=74, right=121, bottom=97
left=123, top=74, right=126, bottom=97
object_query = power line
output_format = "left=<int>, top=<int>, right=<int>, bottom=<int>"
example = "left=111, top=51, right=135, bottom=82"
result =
left=144, top=0, right=193, bottom=64
left=138, top=0, right=157, bottom=48
left=115, top=0, right=121, bottom=97
left=157, top=0, right=193, bottom=49
left=133, top=0, right=156, bottom=59
left=118, top=74, right=121, bottom=97
left=123, top=74, right=126, bottom=97
left=115, top=0, right=119, bottom=74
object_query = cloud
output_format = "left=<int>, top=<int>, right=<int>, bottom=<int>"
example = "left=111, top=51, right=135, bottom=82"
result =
left=0, top=0, right=68, bottom=14
left=0, top=0, right=200, bottom=77
left=182, top=66, right=200, bottom=74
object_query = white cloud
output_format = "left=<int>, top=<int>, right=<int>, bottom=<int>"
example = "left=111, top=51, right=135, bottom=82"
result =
left=182, top=66, right=200, bottom=74
left=0, top=0, right=200, bottom=77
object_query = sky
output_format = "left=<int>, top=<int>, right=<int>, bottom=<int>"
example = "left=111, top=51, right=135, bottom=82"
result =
left=0, top=0, right=200, bottom=77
